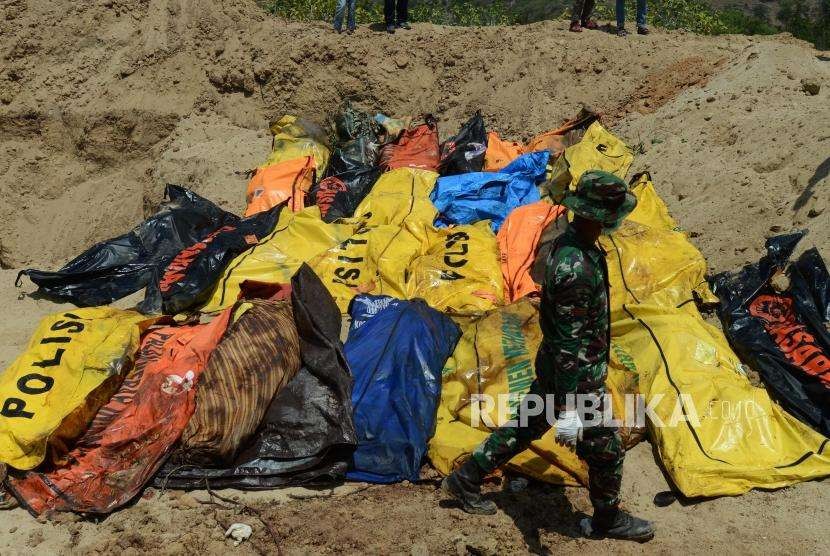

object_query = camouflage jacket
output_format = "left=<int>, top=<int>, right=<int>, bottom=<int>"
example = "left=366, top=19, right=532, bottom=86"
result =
left=537, top=224, right=610, bottom=401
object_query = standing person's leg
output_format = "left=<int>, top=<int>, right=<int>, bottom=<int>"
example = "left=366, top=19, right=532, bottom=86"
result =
left=570, top=0, right=586, bottom=30
left=471, top=399, right=550, bottom=473
left=573, top=386, right=624, bottom=511
left=616, top=0, right=626, bottom=31
left=397, top=0, right=410, bottom=27
left=347, top=0, right=357, bottom=31
left=581, top=0, right=598, bottom=28
left=576, top=424, right=624, bottom=513
left=575, top=390, right=654, bottom=541
left=333, top=0, right=347, bottom=32
left=443, top=380, right=553, bottom=514
left=636, top=0, right=649, bottom=32
left=384, top=0, right=396, bottom=31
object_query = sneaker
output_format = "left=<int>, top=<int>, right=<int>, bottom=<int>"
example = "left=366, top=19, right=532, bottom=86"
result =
left=397, top=21, right=412, bottom=30
left=583, top=508, right=655, bottom=543
left=569, top=21, right=583, bottom=32
left=617, top=27, right=629, bottom=37
left=334, top=27, right=342, bottom=34
left=582, top=19, right=599, bottom=30
left=637, top=26, right=650, bottom=35
left=347, top=27, right=355, bottom=35
left=386, top=24, right=396, bottom=34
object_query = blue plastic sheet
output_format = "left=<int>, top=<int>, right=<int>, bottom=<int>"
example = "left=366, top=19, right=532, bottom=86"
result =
left=430, top=151, right=549, bottom=232
left=344, top=295, right=461, bottom=482
left=349, top=294, right=398, bottom=332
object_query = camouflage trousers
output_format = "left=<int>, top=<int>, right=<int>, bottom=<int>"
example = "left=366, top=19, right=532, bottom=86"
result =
left=471, top=378, right=624, bottom=511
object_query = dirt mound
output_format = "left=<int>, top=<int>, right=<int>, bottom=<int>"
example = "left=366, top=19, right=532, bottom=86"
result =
left=618, top=38, right=830, bottom=271
left=1, top=0, right=760, bottom=270
left=1, top=1, right=830, bottom=553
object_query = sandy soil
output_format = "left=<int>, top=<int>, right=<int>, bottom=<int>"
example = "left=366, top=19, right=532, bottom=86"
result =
left=0, top=273, right=827, bottom=555
left=1, top=0, right=829, bottom=553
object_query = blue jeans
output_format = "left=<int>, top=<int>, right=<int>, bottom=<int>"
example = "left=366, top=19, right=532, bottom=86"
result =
left=333, top=0, right=356, bottom=31
left=616, top=0, right=647, bottom=28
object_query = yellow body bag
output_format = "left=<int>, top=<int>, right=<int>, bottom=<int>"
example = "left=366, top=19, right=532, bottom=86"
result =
left=546, top=122, right=634, bottom=201
left=352, top=167, right=438, bottom=228
left=202, top=207, right=354, bottom=312
left=0, top=308, right=151, bottom=470
left=310, top=224, right=422, bottom=313
left=625, top=172, right=679, bottom=231
left=613, top=303, right=830, bottom=497
left=429, top=299, right=641, bottom=485
left=406, top=222, right=504, bottom=314
left=263, top=115, right=330, bottom=175
left=605, top=177, right=830, bottom=496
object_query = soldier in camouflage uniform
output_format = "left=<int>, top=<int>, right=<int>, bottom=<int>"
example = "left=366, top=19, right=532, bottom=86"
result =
left=442, top=170, right=655, bottom=543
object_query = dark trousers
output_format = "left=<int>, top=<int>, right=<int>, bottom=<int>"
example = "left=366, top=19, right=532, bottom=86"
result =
left=385, top=0, right=409, bottom=26
left=470, top=379, right=624, bottom=511
left=617, top=0, right=648, bottom=28
left=571, top=0, right=596, bottom=23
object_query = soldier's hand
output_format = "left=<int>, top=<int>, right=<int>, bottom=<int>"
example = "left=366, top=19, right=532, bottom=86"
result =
left=554, top=409, right=583, bottom=448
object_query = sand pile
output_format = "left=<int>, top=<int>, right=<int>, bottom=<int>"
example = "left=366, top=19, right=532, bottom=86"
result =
left=0, top=0, right=829, bottom=553
left=8, top=0, right=826, bottom=273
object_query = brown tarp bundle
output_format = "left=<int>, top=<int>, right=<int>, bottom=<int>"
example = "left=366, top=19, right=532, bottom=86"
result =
left=155, top=264, right=357, bottom=489
left=178, top=299, right=301, bottom=465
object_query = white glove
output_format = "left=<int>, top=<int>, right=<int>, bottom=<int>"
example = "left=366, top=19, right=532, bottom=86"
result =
left=555, top=409, right=583, bottom=448
left=225, top=523, right=253, bottom=547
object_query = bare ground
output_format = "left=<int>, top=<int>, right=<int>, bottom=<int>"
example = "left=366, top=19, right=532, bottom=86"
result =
left=1, top=0, right=829, bottom=553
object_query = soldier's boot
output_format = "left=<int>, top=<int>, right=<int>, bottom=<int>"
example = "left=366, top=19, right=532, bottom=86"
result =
left=441, top=458, right=497, bottom=515
left=583, top=508, right=655, bottom=542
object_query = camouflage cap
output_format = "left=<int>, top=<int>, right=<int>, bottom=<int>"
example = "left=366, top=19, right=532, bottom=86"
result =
left=562, top=170, right=637, bottom=226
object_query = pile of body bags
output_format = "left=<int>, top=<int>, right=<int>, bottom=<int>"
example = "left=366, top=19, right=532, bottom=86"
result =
left=3, top=104, right=830, bottom=519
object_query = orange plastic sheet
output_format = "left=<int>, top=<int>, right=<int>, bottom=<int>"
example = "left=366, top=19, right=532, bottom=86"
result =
left=483, top=132, right=523, bottom=172
left=497, top=202, right=566, bottom=302
left=7, top=312, right=231, bottom=516
left=483, top=109, right=599, bottom=171
left=245, top=156, right=315, bottom=216
left=524, top=108, right=598, bottom=157
left=379, top=117, right=440, bottom=172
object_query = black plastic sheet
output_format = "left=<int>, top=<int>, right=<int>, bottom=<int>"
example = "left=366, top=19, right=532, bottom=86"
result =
left=711, top=232, right=830, bottom=437
left=16, top=185, right=236, bottom=313
left=438, top=110, right=487, bottom=176
left=334, top=102, right=380, bottom=144
left=155, top=264, right=357, bottom=489
left=312, top=105, right=382, bottom=222
left=159, top=205, right=282, bottom=315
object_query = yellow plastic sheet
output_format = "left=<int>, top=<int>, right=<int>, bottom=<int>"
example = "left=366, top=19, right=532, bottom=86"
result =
left=626, top=172, right=678, bottom=231
left=0, top=308, right=151, bottom=470
left=310, top=224, right=422, bottom=313
left=546, top=122, right=634, bottom=201
left=429, top=299, right=639, bottom=485
left=202, top=206, right=354, bottom=312
left=601, top=174, right=718, bottom=316
left=352, top=167, right=438, bottom=228
left=263, top=115, right=330, bottom=175
left=613, top=303, right=830, bottom=497
left=407, top=221, right=504, bottom=314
